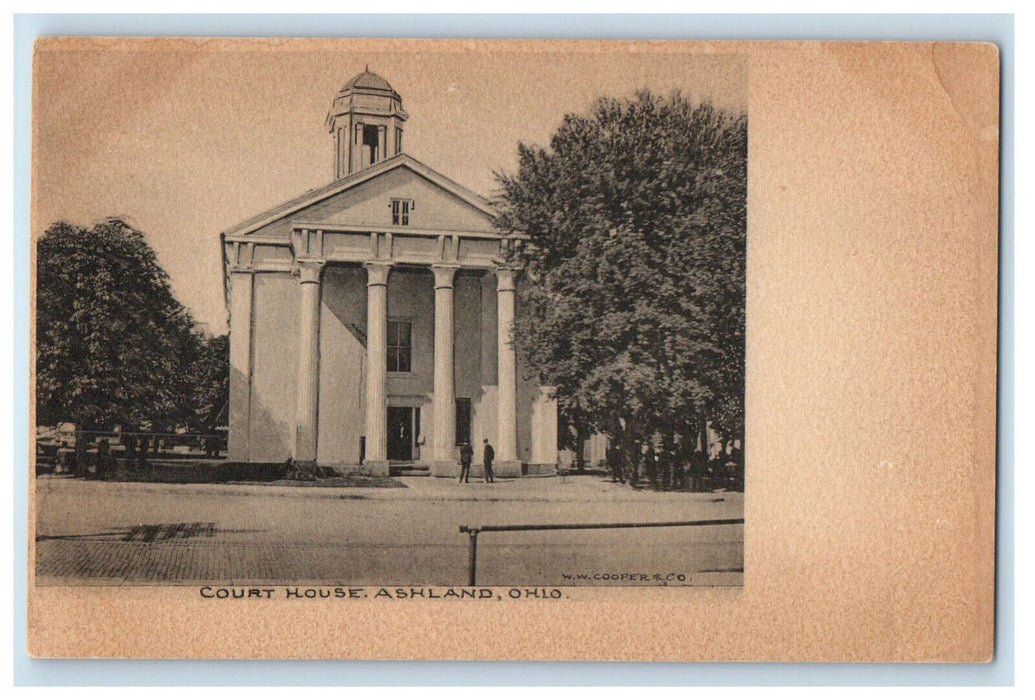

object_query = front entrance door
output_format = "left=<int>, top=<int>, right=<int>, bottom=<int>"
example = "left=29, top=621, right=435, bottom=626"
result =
left=387, top=407, right=413, bottom=461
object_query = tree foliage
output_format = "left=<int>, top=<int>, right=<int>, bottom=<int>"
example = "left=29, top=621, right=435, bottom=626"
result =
left=495, top=91, right=746, bottom=486
left=187, top=334, right=230, bottom=432
left=35, top=217, right=212, bottom=430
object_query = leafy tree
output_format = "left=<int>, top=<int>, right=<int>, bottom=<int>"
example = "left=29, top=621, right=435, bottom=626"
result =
left=187, top=334, right=230, bottom=432
left=557, top=395, right=592, bottom=473
left=495, top=91, right=746, bottom=488
left=35, top=218, right=200, bottom=432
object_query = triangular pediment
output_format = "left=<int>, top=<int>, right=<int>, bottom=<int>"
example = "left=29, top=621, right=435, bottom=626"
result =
left=224, top=154, right=497, bottom=239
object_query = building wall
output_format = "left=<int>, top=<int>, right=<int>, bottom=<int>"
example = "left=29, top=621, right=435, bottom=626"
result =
left=530, top=386, right=559, bottom=466
left=236, top=264, right=556, bottom=469
left=454, top=273, right=483, bottom=401
left=248, top=273, right=299, bottom=462
left=227, top=272, right=253, bottom=462
left=317, top=265, right=367, bottom=465
left=586, top=433, right=609, bottom=465
left=309, top=266, right=498, bottom=465
left=379, top=268, right=493, bottom=464
left=514, top=277, right=553, bottom=467
left=470, top=272, right=499, bottom=452
left=385, top=269, right=435, bottom=401
left=516, top=353, right=537, bottom=465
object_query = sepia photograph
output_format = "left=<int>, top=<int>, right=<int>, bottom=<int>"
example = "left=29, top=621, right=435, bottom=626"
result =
left=32, top=40, right=746, bottom=590
left=25, top=36, right=999, bottom=663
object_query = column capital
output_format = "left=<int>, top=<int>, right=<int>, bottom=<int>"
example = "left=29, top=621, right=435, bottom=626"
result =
left=295, top=259, right=325, bottom=285
left=495, top=266, right=521, bottom=292
left=226, top=240, right=255, bottom=273
left=431, top=263, right=460, bottom=289
left=364, top=260, right=395, bottom=287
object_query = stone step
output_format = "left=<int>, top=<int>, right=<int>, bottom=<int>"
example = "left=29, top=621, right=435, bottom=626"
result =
left=392, top=466, right=431, bottom=477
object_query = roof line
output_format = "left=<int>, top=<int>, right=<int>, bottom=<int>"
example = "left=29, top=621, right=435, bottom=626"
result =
left=400, top=154, right=496, bottom=215
left=222, top=154, right=495, bottom=237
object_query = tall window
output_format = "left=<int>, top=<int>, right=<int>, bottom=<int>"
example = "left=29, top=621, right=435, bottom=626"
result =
left=455, top=399, right=472, bottom=446
left=362, top=124, right=380, bottom=165
left=391, top=198, right=411, bottom=226
left=387, top=320, right=412, bottom=373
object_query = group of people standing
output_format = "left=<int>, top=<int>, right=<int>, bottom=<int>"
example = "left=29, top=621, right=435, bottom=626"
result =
left=605, top=441, right=745, bottom=491
left=120, top=433, right=160, bottom=469
left=458, top=438, right=495, bottom=484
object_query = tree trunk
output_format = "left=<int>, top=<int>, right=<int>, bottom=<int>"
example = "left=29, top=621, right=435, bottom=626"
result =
left=661, top=426, right=677, bottom=490
left=74, top=430, right=87, bottom=476
left=72, top=413, right=90, bottom=477
left=573, top=422, right=586, bottom=474
left=678, top=420, right=696, bottom=489
left=627, top=434, right=640, bottom=488
left=645, top=442, right=658, bottom=490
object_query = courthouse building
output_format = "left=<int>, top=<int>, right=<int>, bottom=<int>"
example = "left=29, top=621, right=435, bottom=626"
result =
left=221, top=69, right=558, bottom=476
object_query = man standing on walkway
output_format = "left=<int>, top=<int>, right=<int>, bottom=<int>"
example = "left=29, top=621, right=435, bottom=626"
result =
left=459, top=441, right=473, bottom=484
left=482, top=438, right=495, bottom=483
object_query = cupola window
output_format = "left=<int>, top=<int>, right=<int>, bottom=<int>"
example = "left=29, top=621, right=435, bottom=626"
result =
left=362, top=124, right=381, bottom=166
left=329, top=69, right=407, bottom=178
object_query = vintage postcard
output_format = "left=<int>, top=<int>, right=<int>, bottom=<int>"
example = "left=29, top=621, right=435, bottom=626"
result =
left=28, top=38, right=998, bottom=661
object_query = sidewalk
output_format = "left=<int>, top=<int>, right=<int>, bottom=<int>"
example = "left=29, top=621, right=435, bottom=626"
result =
left=34, top=474, right=744, bottom=587
left=36, top=471, right=743, bottom=504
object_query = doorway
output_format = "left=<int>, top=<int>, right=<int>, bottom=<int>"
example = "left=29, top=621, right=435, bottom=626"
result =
left=387, top=406, right=416, bottom=461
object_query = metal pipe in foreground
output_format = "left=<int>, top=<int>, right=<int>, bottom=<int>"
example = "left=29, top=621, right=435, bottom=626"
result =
left=458, top=518, right=744, bottom=586
left=465, top=528, right=479, bottom=586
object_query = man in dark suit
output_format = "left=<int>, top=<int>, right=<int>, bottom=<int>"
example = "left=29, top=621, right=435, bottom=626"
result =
left=459, top=442, right=474, bottom=483
left=482, top=438, right=495, bottom=483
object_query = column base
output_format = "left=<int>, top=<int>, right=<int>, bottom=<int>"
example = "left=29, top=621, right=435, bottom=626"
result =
left=431, top=461, right=459, bottom=478
left=493, top=460, right=523, bottom=478
left=363, top=460, right=391, bottom=477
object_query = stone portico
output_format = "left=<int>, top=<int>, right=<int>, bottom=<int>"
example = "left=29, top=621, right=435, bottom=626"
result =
left=221, top=70, right=558, bottom=477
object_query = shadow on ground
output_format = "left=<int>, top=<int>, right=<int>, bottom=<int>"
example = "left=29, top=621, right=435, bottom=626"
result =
left=36, top=522, right=263, bottom=543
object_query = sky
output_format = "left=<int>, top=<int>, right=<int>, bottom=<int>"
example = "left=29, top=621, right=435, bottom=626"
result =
left=33, top=39, right=747, bottom=334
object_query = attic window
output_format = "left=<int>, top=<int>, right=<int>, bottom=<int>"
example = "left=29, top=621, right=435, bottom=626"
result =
left=391, top=199, right=412, bottom=226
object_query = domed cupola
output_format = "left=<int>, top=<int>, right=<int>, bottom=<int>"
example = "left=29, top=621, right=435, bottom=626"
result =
left=326, top=67, right=409, bottom=179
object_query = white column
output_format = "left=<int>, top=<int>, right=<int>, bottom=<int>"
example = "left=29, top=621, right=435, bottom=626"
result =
left=496, top=267, right=519, bottom=472
left=364, top=261, right=393, bottom=473
left=431, top=264, right=459, bottom=476
left=294, top=260, right=324, bottom=464
left=227, top=270, right=253, bottom=462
